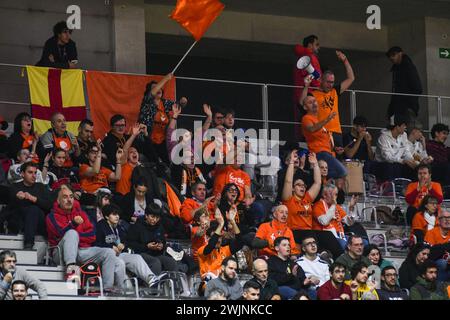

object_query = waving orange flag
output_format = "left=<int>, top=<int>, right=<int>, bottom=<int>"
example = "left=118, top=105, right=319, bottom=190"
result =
left=170, top=0, right=225, bottom=41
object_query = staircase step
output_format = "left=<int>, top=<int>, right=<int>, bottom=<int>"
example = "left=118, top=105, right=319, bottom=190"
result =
left=18, top=264, right=65, bottom=272
left=0, top=234, right=46, bottom=241
left=27, top=269, right=65, bottom=281
left=13, top=249, right=38, bottom=265
left=0, top=239, right=46, bottom=250
left=34, top=279, right=79, bottom=296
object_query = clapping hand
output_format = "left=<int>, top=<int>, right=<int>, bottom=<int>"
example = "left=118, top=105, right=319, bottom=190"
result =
left=172, top=104, right=182, bottom=118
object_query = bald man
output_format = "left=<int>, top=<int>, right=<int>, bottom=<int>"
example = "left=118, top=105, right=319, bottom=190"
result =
left=250, top=258, right=281, bottom=300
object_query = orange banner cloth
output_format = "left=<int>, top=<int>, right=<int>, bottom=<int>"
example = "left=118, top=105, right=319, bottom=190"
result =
left=170, top=0, right=225, bottom=41
left=85, top=71, right=176, bottom=139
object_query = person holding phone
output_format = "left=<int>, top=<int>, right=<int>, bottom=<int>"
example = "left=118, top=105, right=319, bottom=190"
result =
left=36, top=21, right=78, bottom=69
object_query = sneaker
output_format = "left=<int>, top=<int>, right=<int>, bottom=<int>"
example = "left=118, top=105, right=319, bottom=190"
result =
left=148, top=272, right=168, bottom=288
left=65, top=264, right=81, bottom=283
left=166, top=247, right=184, bottom=261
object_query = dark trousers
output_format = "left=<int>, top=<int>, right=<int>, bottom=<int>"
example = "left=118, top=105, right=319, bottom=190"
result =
left=13, top=206, right=46, bottom=245
left=372, top=162, right=413, bottom=182
left=314, top=230, right=344, bottom=260
left=140, top=252, right=178, bottom=275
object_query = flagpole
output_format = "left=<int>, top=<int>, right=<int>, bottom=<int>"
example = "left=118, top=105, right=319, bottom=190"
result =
left=172, top=41, right=198, bottom=74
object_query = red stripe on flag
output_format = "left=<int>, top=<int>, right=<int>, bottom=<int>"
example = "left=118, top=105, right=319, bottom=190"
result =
left=32, top=105, right=86, bottom=121
left=48, top=69, right=63, bottom=113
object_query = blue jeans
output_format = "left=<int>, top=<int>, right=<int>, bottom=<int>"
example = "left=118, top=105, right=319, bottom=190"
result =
left=317, top=152, right=347, bottom=179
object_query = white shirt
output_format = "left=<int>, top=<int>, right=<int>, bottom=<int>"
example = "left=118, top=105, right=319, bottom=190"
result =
left=295, top=255, right=330, bottom=288
left=405, top=139, right=428, bottom=161
left=375, top=129, right=413, bottom=163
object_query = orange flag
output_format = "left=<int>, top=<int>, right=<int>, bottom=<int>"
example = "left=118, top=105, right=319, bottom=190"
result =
left=85, top=71, right=176, bottom=139
left=170, top=0, right=225, bottom=41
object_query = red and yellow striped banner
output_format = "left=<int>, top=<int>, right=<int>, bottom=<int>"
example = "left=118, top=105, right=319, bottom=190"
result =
left=26, top=66, right=86, bottom=135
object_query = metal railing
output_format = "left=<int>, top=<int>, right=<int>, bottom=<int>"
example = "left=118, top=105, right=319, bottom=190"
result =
left=1, top=62, right=449, bottom=141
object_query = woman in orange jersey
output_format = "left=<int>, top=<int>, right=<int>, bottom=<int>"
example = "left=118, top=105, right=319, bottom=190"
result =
left=411, top=195, right=440, bottom=244
left=281, top=149, right=321, bottom=243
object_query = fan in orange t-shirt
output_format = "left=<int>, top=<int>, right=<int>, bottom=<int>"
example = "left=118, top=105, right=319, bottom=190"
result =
left=281, top=149, right=322, bottom=243
left=424, top=211, right=450, bottom=246
left=213, top=164, right=252, bottom=204
left=197, top=206, right=244, bottom=280
left=405, top=164, right=443, bottom=225
left=410, top=195, right=440, bottom=244
left=79, top=141, right=123, bottom=194
left=253, top=205, right=301, bottom=257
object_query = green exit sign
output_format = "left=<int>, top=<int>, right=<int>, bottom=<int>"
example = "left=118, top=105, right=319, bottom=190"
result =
left=439, top=48, right=450, bottom=59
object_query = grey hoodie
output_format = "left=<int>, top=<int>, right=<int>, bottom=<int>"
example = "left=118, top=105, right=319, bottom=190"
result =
left=0, top=267, right=48, bottom=300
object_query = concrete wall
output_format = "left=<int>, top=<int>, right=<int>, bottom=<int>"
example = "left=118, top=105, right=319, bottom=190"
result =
left=144, top=4, right=389, bottom=52
left=113, top=0, right=146, bottom=73
left=0, top=0, right=114, bottom=121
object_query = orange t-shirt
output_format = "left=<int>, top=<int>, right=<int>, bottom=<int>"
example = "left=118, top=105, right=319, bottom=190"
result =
left=255, top=220, right=300, bottom=257
left=115, top=163, right=134, bottom=195
left=213, top=166, right=251, bottom=202
left=191, top=226, right=208, bottom=263
left=405, top=182, right=443, bottom=209
left=198, top=244, right=232, bottom=278
left=312, top=200, right=347, bottom=237
left=53, top=134, right=74, bottom=168
left=151, top=101, right=170, bottom=145
left=312, top=87, right=341, bottom=134
left=283, top=192, right=314, bottom=231
left=424, top=226, right=450, bottom=246
left=79, top=164, right=112, bottom=194
left=411, top=211, right=439, bottom=239
left=301, top=114, right=333, bottom=154
left=180, top=198, right=215, bottom=224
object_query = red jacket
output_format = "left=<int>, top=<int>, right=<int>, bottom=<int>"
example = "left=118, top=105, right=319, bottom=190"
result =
left=293, top=45, right=322, bottom=91
left=46, top=200, right=96, bottom=248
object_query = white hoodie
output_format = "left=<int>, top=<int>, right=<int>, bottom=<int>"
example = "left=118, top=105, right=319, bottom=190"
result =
left=375, top=129, right=413, bottom=163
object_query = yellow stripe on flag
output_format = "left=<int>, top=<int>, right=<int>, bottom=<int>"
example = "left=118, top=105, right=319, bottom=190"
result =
left=60, top=69, right=85, bottom=107
left=33, top=119, right=51, bottom=136
left=26, top=66, right=50, bottom=107
left=66, top=122, right=81, bottom=135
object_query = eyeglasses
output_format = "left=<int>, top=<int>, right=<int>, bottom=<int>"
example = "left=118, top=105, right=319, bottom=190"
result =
left=439, top=216, right=450, bottom=220
left=228, top=188, right=238, bottom=193
left=89, top=149, right=99, bottom=154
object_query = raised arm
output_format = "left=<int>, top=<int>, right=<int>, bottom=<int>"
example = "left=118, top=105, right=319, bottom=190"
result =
left=304, top=112, right=337, bottom=133
left=306, top=153, right=321, bottom=201
left=336, top=50, right=355, bottom=94
left=109, top=148, right=124, bottom=182
left=81, top=139, right=102, bottom=177
left=151, top=73, right=173, bottom=97
left=282, top=150, right=298, bottom=201
left=299, top=75, right=313, bottom=107
left=202, top=104, right=213, bottom=132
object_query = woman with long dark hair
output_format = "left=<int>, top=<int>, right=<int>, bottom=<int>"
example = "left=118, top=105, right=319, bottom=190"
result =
left=7, top=112, right=37, bottom=160
left=363, top=244, right=394, bottom=270
left=398, top=242, right=431, bottom=289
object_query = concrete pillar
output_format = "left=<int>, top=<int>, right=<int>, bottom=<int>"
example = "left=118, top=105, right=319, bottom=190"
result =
left=113, top=0, right=146, bottom=74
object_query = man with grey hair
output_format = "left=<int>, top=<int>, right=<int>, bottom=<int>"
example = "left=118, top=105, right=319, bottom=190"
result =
left=250, top=258, right=281, bottom=300
left=39, top=112, right=80, bottom=166
left=0, top=250, right=47, bottom=300
left=312, top=183, right=354, bottom=259
left=46, top=185, right=126, bottom=292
